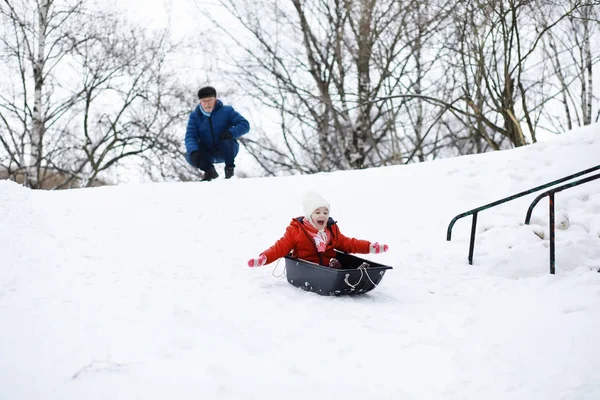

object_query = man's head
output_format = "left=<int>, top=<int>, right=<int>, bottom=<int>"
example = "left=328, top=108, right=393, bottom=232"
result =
left=198, top=86, right=217, bottom=113
left=302, top=192, right=330, bottom=230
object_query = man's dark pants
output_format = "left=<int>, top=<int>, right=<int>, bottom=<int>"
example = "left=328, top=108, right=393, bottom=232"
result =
left=190, top=140, right=237, bottom=171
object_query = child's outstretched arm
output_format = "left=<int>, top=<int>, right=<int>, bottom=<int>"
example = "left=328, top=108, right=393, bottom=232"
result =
left=368, top=242, right=389, bottom=254
left=248, top=225, right=296, bottom=267
left=336, top=229, right=389, bottom=255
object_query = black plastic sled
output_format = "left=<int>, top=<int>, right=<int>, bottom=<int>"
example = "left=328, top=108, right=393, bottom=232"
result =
left=284, top=250, right=393, bottom=296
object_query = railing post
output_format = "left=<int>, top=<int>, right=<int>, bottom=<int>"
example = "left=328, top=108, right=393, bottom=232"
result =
left=468, top=212, right=478, bottom=265
left=448, top=166, right=599, bottom=270
left=525, top=172, right=600, bottom=274
left=549, top=193, right=555, bottom=274
left=525, top=172, right=600, bottom=225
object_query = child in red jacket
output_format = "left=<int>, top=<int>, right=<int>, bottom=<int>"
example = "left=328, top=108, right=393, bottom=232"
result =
left=247, top=192, right=389, bottom=268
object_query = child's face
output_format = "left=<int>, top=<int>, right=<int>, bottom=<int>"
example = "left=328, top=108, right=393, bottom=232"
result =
left=310, top=207, right=329, bottom=229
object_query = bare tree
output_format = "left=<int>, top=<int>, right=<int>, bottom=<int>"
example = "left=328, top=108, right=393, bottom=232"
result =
left=446, top=0, right=539, bottom=148
left=537, top=0, right=600, bottom=133
left=390, top=0, right=457, bottom=163
left=0, top=0, right=87, bottom=187
left=0, top=0, right=192, bottom=189
left=64, top=20, right=193, bottom=188
left=204, top=0, right=462, bottom=174
left=400, top=0, right=598, bottom=153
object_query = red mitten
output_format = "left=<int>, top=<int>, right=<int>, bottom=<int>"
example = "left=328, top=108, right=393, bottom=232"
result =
left=248, top=254, right=267, bottom=268
left=369, top=242, right=389, bottom=254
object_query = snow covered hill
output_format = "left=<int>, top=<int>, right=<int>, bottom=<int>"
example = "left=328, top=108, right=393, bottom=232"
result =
left=1, top=125, right=600, bottom=399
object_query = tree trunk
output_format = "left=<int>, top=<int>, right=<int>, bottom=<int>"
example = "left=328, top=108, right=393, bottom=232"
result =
left=413, top=26, right=425, bottom=162
left=347, top=0, right=375, bottom=169
left=29, top=0, right=50, bottom=188
left=583, top=11, right=592, bottom=125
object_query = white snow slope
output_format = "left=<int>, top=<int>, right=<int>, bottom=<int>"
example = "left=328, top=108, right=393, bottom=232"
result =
left=1, top=125, right=600, bottom=400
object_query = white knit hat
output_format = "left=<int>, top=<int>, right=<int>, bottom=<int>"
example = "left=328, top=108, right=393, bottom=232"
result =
left=302, top=192, right=330, bottom=222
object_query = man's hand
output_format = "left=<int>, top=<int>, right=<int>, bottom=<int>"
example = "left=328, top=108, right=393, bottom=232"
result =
left=220, top=131, right=233, bottom=140
left=190, top=151, right=201, bottom=167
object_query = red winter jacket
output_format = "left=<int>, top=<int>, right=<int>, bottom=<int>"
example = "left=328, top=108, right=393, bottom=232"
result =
left=262, top=217, right=371, bottom=266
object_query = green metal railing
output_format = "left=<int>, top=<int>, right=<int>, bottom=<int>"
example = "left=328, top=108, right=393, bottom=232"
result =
left=447, top=165, right=600, bottom=266
left=524, top=172, right=600, bottom=274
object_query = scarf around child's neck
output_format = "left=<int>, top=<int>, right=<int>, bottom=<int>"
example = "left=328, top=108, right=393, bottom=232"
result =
left=302, top=218, right=329, bottom=253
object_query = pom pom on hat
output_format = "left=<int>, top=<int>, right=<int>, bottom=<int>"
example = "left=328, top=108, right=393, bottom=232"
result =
left=302, top=192, right=330, bottom=220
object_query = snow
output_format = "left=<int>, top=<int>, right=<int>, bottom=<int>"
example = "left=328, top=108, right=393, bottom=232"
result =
left=1, top=126, right=600, bottom=399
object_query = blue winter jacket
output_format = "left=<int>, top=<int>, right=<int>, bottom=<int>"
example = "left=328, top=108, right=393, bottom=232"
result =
left=184, top=100, right=250, bottom=163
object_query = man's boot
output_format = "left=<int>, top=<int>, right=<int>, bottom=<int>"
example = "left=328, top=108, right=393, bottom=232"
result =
left=201, top=165, right=219, bottom=181
left=224, top=166, right=234, bottom=179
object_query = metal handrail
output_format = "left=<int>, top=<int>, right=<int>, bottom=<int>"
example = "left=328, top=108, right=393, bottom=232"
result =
left=524, top=172, right=600, bottom=274
left=446, top=164, right=600, bottom=265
